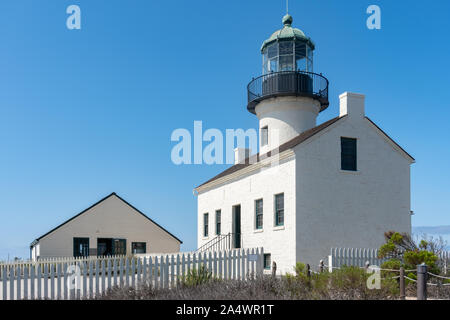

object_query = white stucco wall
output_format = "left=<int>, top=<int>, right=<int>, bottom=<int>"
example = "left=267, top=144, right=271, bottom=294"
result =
left=294, top=115, right=412, bottom=266
left=197, top=93, right=412, bottom=273
left=255, top=96, right=320, bottom=154
left=197, top=156, right=297, bottom=274
left=33, top=195, right=181, bottom=259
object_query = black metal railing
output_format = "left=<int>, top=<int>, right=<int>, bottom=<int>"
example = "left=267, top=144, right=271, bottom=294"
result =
left=196, top=233, right=241, bottom=253
left=247, top=71, right=329, bottom=114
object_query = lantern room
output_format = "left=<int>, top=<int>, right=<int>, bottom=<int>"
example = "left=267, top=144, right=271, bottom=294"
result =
left=261, top=14, right=315, bottom=74
left=247, top=14, right=329, bottom=115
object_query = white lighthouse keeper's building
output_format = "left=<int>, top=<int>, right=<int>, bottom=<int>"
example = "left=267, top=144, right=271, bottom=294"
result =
left=194, top=14, right=414, bottom=274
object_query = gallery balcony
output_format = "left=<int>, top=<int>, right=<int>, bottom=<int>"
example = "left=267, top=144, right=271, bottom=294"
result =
left=247, top=71, right=329, bottom=114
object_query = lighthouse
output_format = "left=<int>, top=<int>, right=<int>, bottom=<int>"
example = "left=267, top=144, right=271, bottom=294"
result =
left=195, top=13, right=413, bottom=273
left=247, top=14, right=329, bottom=153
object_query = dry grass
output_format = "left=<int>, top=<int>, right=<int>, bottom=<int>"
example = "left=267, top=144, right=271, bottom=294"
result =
left=96, top=266, right=412, bottom=300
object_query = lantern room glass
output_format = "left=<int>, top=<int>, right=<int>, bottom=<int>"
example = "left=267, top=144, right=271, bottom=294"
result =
left=262, top=40, right=313, bottom=74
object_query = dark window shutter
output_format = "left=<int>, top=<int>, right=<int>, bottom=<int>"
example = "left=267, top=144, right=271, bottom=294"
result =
left=341, top=137, right=357, bottom=171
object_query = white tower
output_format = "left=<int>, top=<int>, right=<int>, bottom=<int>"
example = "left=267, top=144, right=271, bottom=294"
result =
left=247, top=14, right=329, bottom=154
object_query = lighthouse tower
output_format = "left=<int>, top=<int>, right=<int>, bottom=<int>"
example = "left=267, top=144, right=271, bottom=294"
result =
left=247, top=14, right=329, bottom=154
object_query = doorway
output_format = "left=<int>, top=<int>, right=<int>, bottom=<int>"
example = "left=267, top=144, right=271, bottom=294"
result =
left=232, top=205, right=241, bottom=249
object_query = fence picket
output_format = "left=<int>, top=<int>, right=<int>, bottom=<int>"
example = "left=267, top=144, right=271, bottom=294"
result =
left=113, top=259, right=118, bottom=287
left=148, top=257, right=153, bottom=287
left=56, top=264, right=61, bottom=300
left=170, top=255, right=175, bottom=288
left=186, top=254, right=190, bottom=281
left=37, top=265, right=41, bottom=300
left=100, top=260, right=104, bottom=296
left=107, top=260, right=112, bottom=291
left=17, top=266, right=21, bottom=300
left=119, top=258, right=124, bottom=287
left=181, top=254, right=186, bottom=281
left=82, top=261, right=87, bottom=299
left=213, top=251, right=217, bottom=278
left=137, top=258, right=142, bottom=289
left=1, top=248, right=267, bottom=300
left=154, top=256, right=159, bottom=289
left=30, top=265, right=35, bottom=300
left=50, top=264, right=55, bottom=300
left=143, top=257, right=147, bottom=285
left=23, top=266, right=29, bottom=300
left=125, top=259, right=130, bottom=287
left=236, top=250, right=241, bottom=280
left=164, top=255, right=169, bottom=289
left=88, top=261, right=93, bottom=299
left=176, top=255, right=180, bottom=286
left=218, top=251, right=223, bottom=279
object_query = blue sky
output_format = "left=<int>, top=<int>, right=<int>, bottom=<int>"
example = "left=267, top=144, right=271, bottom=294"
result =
left=0, top=0, right=449, bottom=260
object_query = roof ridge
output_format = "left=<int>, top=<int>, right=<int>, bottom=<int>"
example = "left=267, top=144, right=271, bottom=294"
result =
left=31, top=192, right=182, bottom=246
left=195, top=115, right=345, bottom=190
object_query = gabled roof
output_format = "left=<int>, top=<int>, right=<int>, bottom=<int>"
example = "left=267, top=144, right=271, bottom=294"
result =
left=195, top=115, right=345, bottom=190
left=30, top=193, right=182, bottom=247
left=195, top=114, right=415, bottom=192
left=365, top=117, right=415, bottom=162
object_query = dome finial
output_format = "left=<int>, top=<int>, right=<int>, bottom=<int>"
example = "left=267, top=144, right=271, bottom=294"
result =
left=282, top=14, right=293, bottom=26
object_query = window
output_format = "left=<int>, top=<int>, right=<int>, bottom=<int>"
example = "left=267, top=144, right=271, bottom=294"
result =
left=203, top=213, right=209, bottom=237
left=132, top=242, right=146, bottom=254
left=261, top=126, right=268, bottom=147
left=255, top=199, right=263, bottom=229
left=275, top=193, right=284, bottom=226
left=264, top=254, right=271, bottom=270
left=113, top=239, right=126, bottom=255
left=73, top=237, right=89, bottom=257
left=215, top=210, right=221, bottom=235
left=341, top=137, right=357, bottom=171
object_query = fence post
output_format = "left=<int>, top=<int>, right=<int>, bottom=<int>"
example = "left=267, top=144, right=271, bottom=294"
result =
left=399, top=267, right=405, bottom=300
left=306, top=264, right=311, bottom=279
left=271, top=261, right=277, bottom=278
left=328, top=254, right=333, bottom=273
left=319, top=260, right=324, bottom=273
left=417, top=263, right=427, bottom=300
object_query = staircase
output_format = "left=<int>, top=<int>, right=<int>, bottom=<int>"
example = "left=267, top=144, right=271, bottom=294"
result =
left=196, top=233, right=240, bottom=253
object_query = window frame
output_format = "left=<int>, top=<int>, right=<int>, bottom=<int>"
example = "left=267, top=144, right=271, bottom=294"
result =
left=131, top=242, right=146, bottom=254
left=215, top=210, right=221, bottom=236
left=261, top=126, right=268, bottom=147
left=274, top=193, right=285, bottom=227
left=255, top=199, right=264, bottom=230
left=264, top=254, right=271, bottom=270
left=73, top=237, right=89, bottom=257
left=203, top=213, right=209, bottom=237
left=341, top=137, right=357, bottom=171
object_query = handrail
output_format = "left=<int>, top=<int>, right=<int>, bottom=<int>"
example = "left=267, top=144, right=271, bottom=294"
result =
left=247, top=70, right=329, bottom=114
left=197, top=233, right=240, bottom=253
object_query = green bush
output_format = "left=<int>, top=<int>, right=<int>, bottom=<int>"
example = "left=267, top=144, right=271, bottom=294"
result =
left=378, top=231, right=441, bottom=275
left=180, top=265, right=215, bottom=287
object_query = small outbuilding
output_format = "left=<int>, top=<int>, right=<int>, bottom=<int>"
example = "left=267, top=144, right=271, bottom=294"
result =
left=30, top=193, right=182, bottom=260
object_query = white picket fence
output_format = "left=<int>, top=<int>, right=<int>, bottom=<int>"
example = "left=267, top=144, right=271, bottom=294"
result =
left=0, top=248, right=264, bottom=300
left=0, top=255, right=125, bottom=279
left=328, top=248, right=450, bottom=273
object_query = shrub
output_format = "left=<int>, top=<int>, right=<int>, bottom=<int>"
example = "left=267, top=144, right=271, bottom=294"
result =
left=180, top=265, right=215, bottom=287
left=379, top=231, right=442, bottom=275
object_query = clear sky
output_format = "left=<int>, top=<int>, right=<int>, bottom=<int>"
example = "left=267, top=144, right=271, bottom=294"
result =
left=0, top=0, right=449, bottom=260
